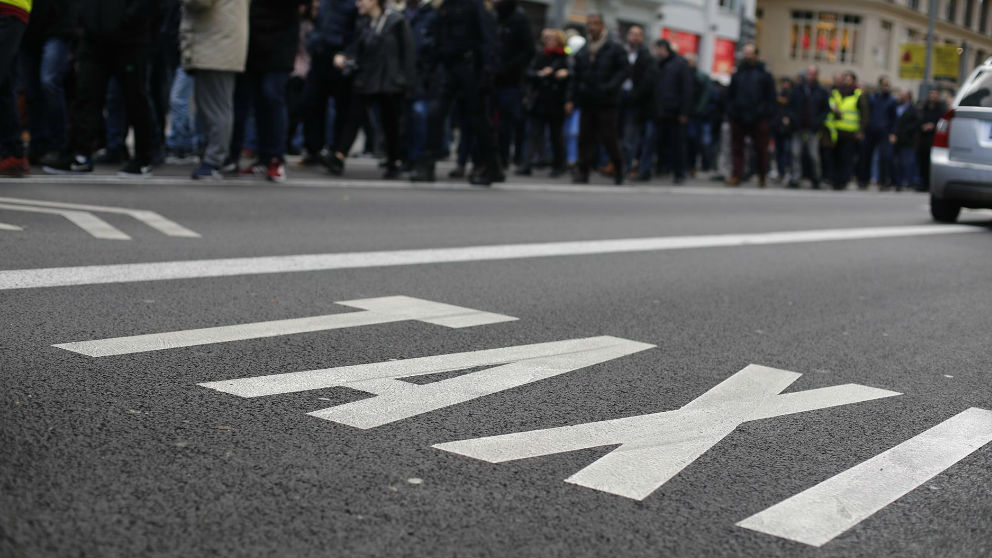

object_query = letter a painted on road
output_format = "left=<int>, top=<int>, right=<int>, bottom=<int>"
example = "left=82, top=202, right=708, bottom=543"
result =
left=434, top=365, right=901, bottom=500
left=200, top=336, right=655, bottom=429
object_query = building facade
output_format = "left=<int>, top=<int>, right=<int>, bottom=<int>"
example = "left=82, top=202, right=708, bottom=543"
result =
left=756, top=0, right=992, bottom=90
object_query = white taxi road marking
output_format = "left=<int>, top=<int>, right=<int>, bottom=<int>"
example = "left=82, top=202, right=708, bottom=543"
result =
left=0, top=196, right=200, bottom=237
left=53, top=296, right=517, bottom=357
left=434, top=364, right=900, bottom=500
left=0, top=224, right=981, bottom=290
left=737, top=407, right=992, bottom=547
left=200, top=336, right=654, bottom=429
left=0, top=202, right=131, bottom=239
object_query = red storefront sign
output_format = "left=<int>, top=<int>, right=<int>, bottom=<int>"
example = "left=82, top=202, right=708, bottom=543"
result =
left=713, top=38, right=736, bottom=75
left=661, top=28, right=700, bottom=55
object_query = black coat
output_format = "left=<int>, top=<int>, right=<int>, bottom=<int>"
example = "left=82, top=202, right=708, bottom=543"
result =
left=493, top=3, right=534, bottom=88
left=569, top=36, right=629, bottom=108
left=349, top=10, right=416, bottom=95
left=246, top=0, right=303, bottom=74
left=433, top=0, right=499, bottom=79
left=787, top=81, right=830, bottom=133
left=727, top=61, right=776, bottom=123
left=79, top=0, right=163, bottom=44
left=406, top=2, right=437, bottom=100
left=654, top=53, right=692, bottom=119
left=918, top=99, right=947, bottom=144
left=526, top=49, right=569, bottom=116
left=627, top=46, right=657, bottom=120
left=309, top=0, right=359, bottom=55
left=893, top=104, right=921, bottom=147
left=23, top=0, right=79, bottom=45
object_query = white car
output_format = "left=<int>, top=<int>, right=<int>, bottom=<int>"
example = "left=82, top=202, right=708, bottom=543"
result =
left=930, top=57, right=992, bottom=222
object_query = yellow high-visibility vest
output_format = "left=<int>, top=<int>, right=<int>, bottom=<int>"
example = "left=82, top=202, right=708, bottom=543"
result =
left=833, top=88, right=862, bottom=133
left=0, top=0, right=32, bottom=12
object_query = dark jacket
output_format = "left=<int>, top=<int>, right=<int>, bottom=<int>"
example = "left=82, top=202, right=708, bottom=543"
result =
left=349, top=10, right=416, bottom=95
left=690, top=69, right=712, bottom=117
left=493, top=2, right=534, bottom=88
left=892, top=103, right=921, bottom=147
left=772, top=86, right=793, bottom=135
left=918, top=99, right=947, bottom=142
left=787, top=80, right=830, bottom=133
left=569, top=35, right=629, bottom=108
left=246, top=0, right=303, bottom=74
left=727, top=60, right=776, bottom=123
left=654, top=53, right=692, bottom=119
left=526, top=48, right=569, bottom=116
left=79, top=0, right=162, bottom=44
left=308, top=0, right=358, bottom=56
left=406, top=1, right=437, bottom=100
left=433, top=0, right=499, bottom=80
left=23, top=0, right=79, bottom=45
left=627, top=46, right=657, bottom=120
left=867, top=91, right=898, bottom=134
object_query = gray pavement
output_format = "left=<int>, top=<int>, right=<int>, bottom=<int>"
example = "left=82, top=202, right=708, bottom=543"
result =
left=2, top=161, right=991, bottom=557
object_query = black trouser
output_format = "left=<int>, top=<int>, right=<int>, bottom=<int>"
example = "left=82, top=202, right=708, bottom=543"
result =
left=69, top=40, right=155, bottom=163
left=336, top=92, right=404, bottom=165
left=521, top=111, right=565, bottom=171
left=300, top=52, right=354, bottom=156
left=0, top=15, right=25, bottom=159
left=833, top=132, right=861, bottom=188
left=656, top=117, right=687, bottom=180
left=917, top=134, right=934, bottom=188
left=427, top=58, right=497, bottom=171
left=577, top=105, right=621, bottom=177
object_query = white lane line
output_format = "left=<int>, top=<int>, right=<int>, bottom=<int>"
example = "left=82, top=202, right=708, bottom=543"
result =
left=737, top=407, right=992, bottom=547
left=0, top=224, right=981, bottom=290
left=52, top=295, right=516, bottom=357
left=0, top=196, right=200, bottom=237
left=0, top=222, right=23, bottom=231
left=0, top=203, right=130, bottom=239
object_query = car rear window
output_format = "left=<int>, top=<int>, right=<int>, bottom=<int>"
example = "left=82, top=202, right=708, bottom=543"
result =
left=957, top=70, right=992, bottom=107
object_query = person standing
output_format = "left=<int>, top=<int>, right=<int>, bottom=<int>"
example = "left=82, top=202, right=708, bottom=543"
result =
left=229, top=0, right=302, bottom=183
left=620, top=25, right=656, bottom=181
left=43, top=0, right=162, bottom=177
left=410, top=0, right=500, bottom=185
left=685, top=53, right=712, bottom=175
left=771, top=77, right=793, bottom=183
left=517, top=28, right=569, bottom=177
left=0, top=0, right=30, bottom=177
left=178, top=0, right=248, bottom=180
left=860, top=76, right=897, bottom=189
left=567, top=13, right=628, bottom=185
left=917, top=88, right=946, bottom=192
left=725, top=43, right=775, bottom=187
left=786, top=65, right=829, bottom=189
left=652, top=39, right=692, bottom=184
left=829, top=70, right=869, bottom=190
left=403, top=0, right=436, bottom=170
left=492, top=0, right=534, bottom=170
left=890, top=88, right=920, bottom=192
left=326, top=0, right=415, bottom=179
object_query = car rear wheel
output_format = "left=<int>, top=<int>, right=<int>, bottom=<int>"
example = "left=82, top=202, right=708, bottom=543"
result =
left=930, top=196, right=961, bottom=223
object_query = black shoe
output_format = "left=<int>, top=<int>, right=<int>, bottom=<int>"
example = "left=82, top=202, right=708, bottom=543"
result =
left=322, top=152, right=344, bottom=175
left=448, top=165, right=465, bottom=178
left=515, top=167, right=532, bottom=176
left=43, top=153, right=93, bottom=174
left=382, top=163, right=401, bottom=179
left=410, top=161, right=436, bottom=182
left=94, top=147, right=128, bottom=165
left=118, top=159, right=152, bottom=178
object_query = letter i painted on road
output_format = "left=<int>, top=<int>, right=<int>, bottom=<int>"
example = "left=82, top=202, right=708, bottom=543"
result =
left=434, top=365, right=901, bottom=500
left=737, top=407, right=992, bottom=547
left=53, top=295, right=518, bottom=357
left=200, top=336, right=655, bottom=429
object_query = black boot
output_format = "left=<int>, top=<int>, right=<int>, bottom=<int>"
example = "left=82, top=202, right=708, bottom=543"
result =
left=410, top=160, right=436, bottom=182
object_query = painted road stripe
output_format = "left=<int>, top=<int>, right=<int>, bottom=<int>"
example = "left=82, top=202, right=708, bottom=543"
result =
left=0, top=222, right=23, bottom=231
left=737, top=407, right=992, bottom=547
left=0, top=224, right=981, bottom=290
left=53, top=295, right=516, bottom=357
left=0, top=203, right=130, bottom=239
left=0, top=196, right=200, bottom=237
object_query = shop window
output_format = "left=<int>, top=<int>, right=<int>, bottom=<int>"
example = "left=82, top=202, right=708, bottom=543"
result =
left=789, top=11, right=861, bottom=63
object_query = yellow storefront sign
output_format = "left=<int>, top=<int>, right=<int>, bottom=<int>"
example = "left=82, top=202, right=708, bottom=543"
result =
left=900, top=43, right=961, bottom=80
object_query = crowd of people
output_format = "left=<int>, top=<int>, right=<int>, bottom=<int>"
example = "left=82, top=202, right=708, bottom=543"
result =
left=0, top=0, right=951, bottom=190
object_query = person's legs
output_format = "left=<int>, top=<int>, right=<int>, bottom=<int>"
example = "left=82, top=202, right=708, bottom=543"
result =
left=407, top=99, right=428, bottom=163
left=167, top=67, right=196, bottom=153
left=0, top=15, right=25, bottom=166
left=18, top=41, right=46, bottom=160
left=195, top=70, right=236, bottom=168
left=300, top=53, right=334, bottom=158
left=493, top=85, right=520, bottom=167
left=877, top=136, right=893, bottom=187
left=548, top=112, right=565, bottom=173
left=577, top=107, right=597, bottom=179
left=103, top=78, right=127, bottom=157
left=730, top=119, right=745, bottom=181
left=857, top=131, right=879, bottom=185
left=39, top=38, right=71, bottom=156
left=229, top=72, right=252, bottom=165
left=637, top=119, right=656, bottom=179
left=621, top=108, right=641, bottom=172
left=598, top=107, right=623, bottom=183
left=752, top=119, right=770, bottom=184
left=115, top=45, right=155, bottom=165
left=69, top=41, right=112, bottom=158
left=255, top=71, right=289, bottom=161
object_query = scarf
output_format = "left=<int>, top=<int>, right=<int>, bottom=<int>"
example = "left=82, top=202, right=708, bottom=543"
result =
left=543, top=46, right=565, bottom=56
left=586, top=32, right=607, bottom=60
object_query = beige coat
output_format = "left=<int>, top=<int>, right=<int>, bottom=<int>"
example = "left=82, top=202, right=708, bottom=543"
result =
left=180, top=0, right=249, bottom=73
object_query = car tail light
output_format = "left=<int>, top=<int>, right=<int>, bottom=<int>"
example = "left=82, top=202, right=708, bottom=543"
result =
left=933, top=109, right=955, bottom=148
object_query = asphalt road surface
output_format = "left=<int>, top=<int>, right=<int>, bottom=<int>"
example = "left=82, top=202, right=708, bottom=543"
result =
left=2, top=161, right=991, bottom=557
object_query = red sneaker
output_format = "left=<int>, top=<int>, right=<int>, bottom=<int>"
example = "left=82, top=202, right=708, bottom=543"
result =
left=266, top=158, right=286, bottom=183
left=0, top=156, right=28, bottom=177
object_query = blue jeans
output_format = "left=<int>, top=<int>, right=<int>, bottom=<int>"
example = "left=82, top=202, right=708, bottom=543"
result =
left=622, top=114, right=656, bottom=177
left=893, top=145, right=917, bottom=189
left=167, top=67, right=199, bottom=152
left=105, top=77, right=126, bottom=152
left=231, top=71, right=289, bottom=162
left=407, top=99, right=429, bottom=163
left=19, top=37, right=71, bottom=157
